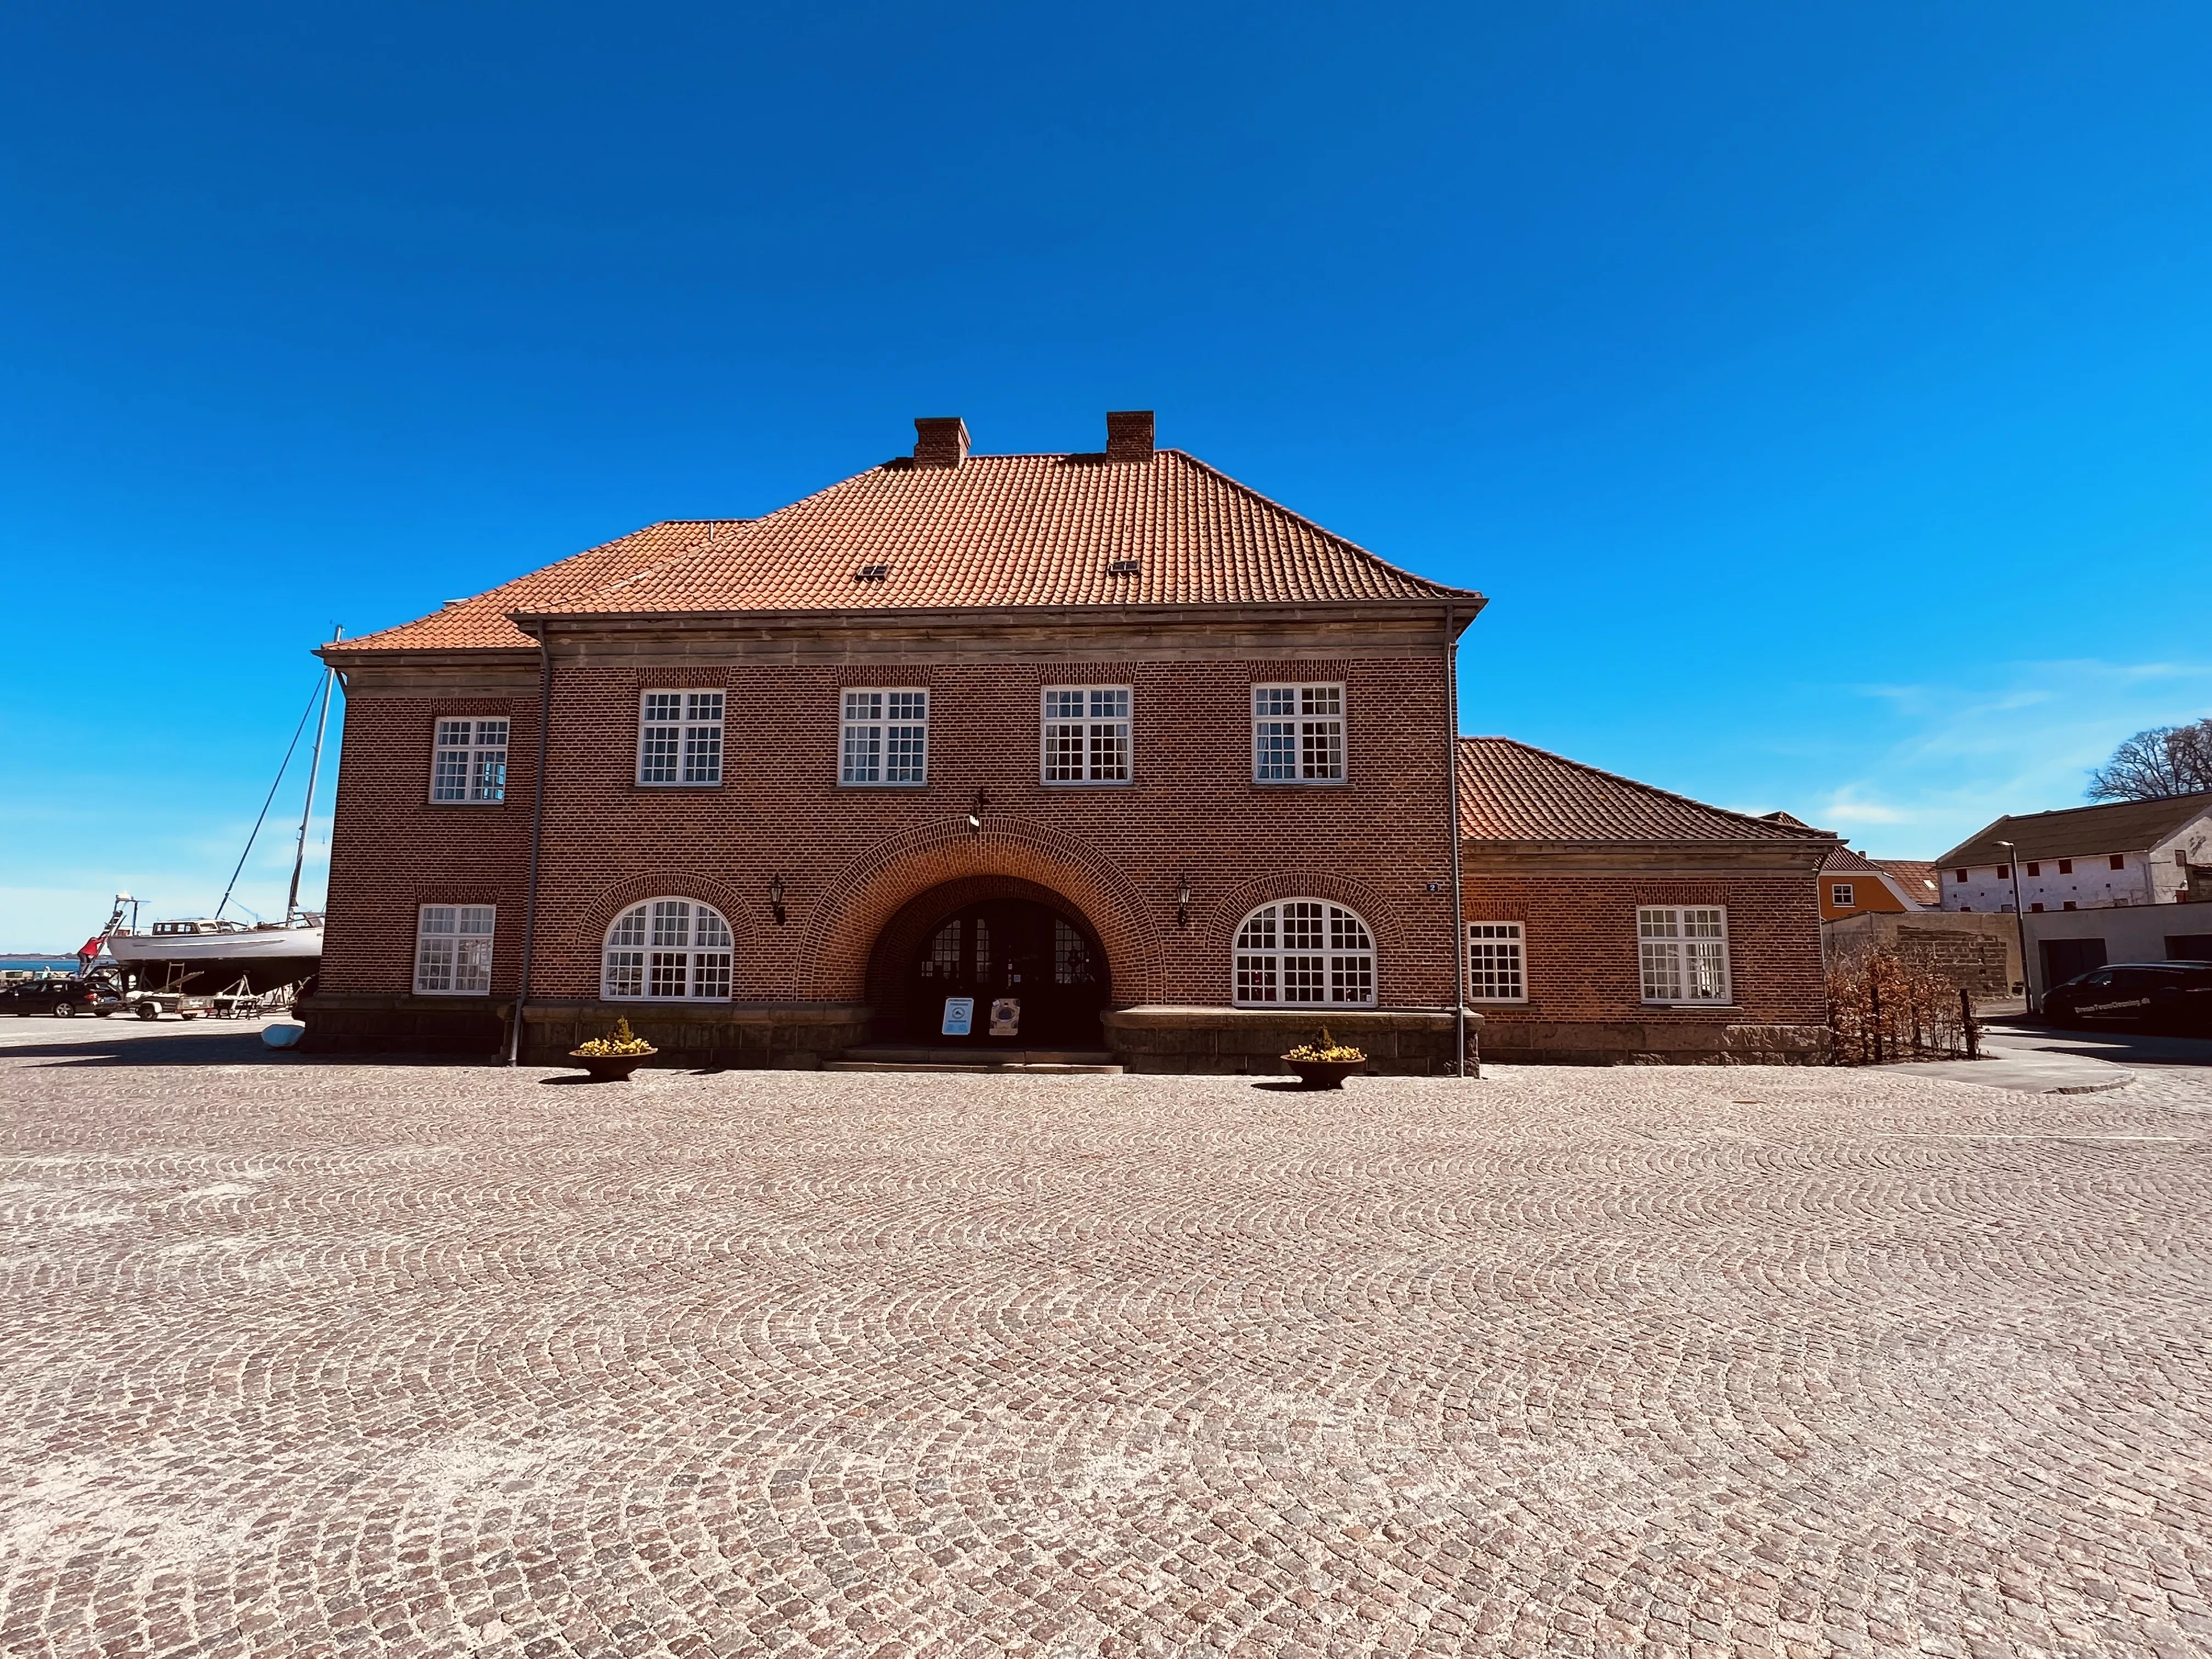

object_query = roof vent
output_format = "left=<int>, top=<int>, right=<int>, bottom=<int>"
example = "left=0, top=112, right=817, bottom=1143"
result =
left=855, top=564, right=890, bottom=582
left=1107, top=559, right=1140, bottom=576
left=912, top=416, right=969, bottom=468
left=1105, top=410, right=1154, bottom=460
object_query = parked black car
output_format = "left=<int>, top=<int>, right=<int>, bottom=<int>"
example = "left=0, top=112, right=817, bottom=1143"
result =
left=2043, top=962, right=2212, bottom=1035
left=0, top=977, right=117, bottom=1017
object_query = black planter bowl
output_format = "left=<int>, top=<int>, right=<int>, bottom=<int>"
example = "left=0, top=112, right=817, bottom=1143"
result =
left=568, top=1051, right=653, bottom=1082
left=1284, top=1057, right=1364, bottom=1090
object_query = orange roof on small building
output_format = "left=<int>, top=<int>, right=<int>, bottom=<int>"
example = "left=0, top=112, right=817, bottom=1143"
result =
left=338, top=430, right=1478, bottom=654
left=1458, top=738, right=1837, bottom=845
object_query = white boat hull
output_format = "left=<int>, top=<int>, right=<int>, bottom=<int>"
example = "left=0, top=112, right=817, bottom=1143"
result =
left=108, top=928, right=322, bottom=994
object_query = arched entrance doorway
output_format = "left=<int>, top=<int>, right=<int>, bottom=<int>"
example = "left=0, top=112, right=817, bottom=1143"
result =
left=865, top=879, right=1111, bottom=1049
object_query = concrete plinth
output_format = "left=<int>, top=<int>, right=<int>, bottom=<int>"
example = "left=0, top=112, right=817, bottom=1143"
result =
left=1101, top=1005, right=1479, bottom=1076
left=1476, top=1019, right=1832, bottom=1066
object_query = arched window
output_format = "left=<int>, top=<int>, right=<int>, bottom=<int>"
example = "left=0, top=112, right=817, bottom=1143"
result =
left=602, top=899, right=733, bottom=1001
left=1233, top=900, right=1375, bottom=1007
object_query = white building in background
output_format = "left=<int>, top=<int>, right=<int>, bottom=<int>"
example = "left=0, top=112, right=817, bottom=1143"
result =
left=1937, top=793, right=2212, bottom=914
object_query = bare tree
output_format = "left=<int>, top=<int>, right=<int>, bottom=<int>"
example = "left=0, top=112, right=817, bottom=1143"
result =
left=2086, top=718, right=2212, bottom=801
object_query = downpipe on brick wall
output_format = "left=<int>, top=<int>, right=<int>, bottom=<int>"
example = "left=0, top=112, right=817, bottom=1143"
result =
left=1446, top=602, right=1469, bottom=1078
left=506, top=633, right=554, bottom=1066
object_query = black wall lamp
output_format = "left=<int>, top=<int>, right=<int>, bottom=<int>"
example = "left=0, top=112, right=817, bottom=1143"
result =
left=768, top=873, right=787, bottom=925
left=968, top=788, right=990, bottom=836
left=1176, top=872, right=1192, bottom=929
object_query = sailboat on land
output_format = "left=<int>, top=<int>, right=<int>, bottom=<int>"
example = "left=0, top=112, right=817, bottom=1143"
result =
left=102, top=633, right=340, bottom=996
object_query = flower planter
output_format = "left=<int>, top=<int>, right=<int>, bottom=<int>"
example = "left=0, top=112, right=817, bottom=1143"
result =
left=1284, top=1057, right=1364, bottom=1090
left=568, top=1051, right=651, bottom=1082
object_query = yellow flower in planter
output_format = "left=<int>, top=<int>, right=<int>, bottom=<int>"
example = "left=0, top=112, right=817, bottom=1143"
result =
left=574, top=1017, right=657, bottom=1058
left=1285, top=1026, right=1367, bottom=1063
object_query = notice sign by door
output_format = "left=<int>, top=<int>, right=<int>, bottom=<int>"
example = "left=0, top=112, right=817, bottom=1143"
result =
left=940, top=996, right=975, bottom=1037
left=989, top=997, right=1021, bottom=1036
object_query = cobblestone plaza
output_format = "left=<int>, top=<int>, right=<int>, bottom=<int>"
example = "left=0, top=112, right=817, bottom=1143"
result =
left=4, top=1024, right=2209, bottom=1657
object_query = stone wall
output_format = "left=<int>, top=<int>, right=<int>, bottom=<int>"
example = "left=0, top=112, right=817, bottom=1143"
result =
left=1102, top=1006, right=1474, bottom=1076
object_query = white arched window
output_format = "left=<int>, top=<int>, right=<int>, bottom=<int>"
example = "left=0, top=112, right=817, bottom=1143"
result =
left=1233, top=900, right=1376, bottom=1007
left=602, top=899, right=734, bottom=1001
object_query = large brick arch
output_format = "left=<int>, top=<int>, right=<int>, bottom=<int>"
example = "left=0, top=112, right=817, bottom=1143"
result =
left=794, top=817, right=1166, bottom=1005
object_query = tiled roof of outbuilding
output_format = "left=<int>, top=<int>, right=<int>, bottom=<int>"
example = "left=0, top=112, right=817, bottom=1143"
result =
left=1936, top=793, right=2212, bottom=867
left=339, top=448, right=1475, bottom=653
left=1458, top=738, right=1837, bottom=845
left=1875, top=859, right=1942, bottom=900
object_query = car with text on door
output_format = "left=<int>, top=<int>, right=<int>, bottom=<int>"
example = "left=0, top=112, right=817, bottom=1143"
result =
left=2043, top=962, right=2212, bottom=1035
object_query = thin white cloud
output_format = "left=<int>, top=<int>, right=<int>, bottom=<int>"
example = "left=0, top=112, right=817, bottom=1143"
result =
left=1798, top=659, right=2212, bottom=856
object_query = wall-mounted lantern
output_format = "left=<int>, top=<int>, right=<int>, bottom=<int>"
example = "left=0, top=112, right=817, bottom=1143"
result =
left=768, top=873, right=787, bottom=926
left=1176, top=872, right=1192, bottom=929
left=968, top=788, right=990, bottom=836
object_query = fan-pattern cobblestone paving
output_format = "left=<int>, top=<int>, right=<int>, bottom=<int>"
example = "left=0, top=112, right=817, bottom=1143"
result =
left=3, top=1025, right=2209, bottom=1658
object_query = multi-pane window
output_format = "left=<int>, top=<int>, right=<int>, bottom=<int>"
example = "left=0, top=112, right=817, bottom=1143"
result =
left=1252, top=684, right=1345, bottom=783
left=1037, top=686, right=1132, bottom=783
left=637, top=691, right=724, bottom=786
left=840, top=689, right=929, bottom=785
left=1466, top=922, right=1526, bottom=1002
left=1041, top=686, right=1132, bottom=783
left=1831, top=883, right=1855, bottom=909
left=1233, top=900, right=1376, bottom=1007
left=1637, top=906, right=1730, bottom=1004
left=430, top=718, right=509, bottom=803
left=602, top=899, right=734, bottom=1001
left=414, top=905, right=495, bottom=994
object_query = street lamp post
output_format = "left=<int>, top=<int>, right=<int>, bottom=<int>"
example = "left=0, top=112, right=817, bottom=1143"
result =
left=1995, top=838, right=2032, bottom=1013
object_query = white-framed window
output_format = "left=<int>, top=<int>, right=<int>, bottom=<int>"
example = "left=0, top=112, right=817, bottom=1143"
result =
left=602, top=899, right=734, bottom=1001
left=1467, top=922, right=1526, bottom=1002
left=1041, top=686, right=1131, bottom=784
left=1233, top=899, right=1376, bottom=1007
left=430, top=718, right=509, bottom=803
left=1252, top=684, right=1345, bottom=783
left=840, top=689, right=929, bottom=785
left=1831, top=882, right=1855, bottom=909
left=637, top=691, right=724, bottom=786
left=1638, top=906, right=1731, bottom=1004
left=414, top=905, right=495, bottom=994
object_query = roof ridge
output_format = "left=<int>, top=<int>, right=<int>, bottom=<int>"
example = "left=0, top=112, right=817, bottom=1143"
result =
left=1458, top=735, right=1835, bottom=840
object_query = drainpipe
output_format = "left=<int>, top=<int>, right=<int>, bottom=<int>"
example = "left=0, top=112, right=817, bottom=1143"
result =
left=506, top=631, right=554, bottom=1066
left=1445, top=603, right=1466, bottom=1077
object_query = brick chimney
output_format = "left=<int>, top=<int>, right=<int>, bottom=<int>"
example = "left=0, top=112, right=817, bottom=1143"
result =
left=1105, top=410, right=1155, bottom=460
left=912, top=416, right=970, bottom=467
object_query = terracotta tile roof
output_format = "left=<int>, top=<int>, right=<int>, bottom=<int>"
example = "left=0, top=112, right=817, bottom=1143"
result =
left=1458, top=738, right=1838, bottom=845
left=1819, top=844, right=1884, bottom=873
left=340, top=521, right=738, bottom=653
left=529, top=450, right=1474, bottom=618
left=1874, top=859, right=1943, bottom=901
left=337, top=447, right=1477, bottom=654
left=1936, top=793, right=2212, bottom=867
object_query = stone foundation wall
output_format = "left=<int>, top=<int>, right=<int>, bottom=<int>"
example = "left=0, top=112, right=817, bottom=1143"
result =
left=301, top=995, right=871, bottom=1069
left=298, top=994, right=509, bottom=1056
left=1102, top=1006, right=1477, bottom=1076
left=1476, top=1019, right=1832, bottom=1067
left=519, top=1002, right=872, bottom=1069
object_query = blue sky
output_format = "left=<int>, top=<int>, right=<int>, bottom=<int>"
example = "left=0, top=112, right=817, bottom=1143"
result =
left=4, top=3, right=2210, bottom=949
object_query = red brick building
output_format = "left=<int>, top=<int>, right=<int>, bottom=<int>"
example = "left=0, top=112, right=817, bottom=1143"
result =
left=1456, top=740, right=1835, bottom=1064
left=306, top=413, right=1834, bottom=1069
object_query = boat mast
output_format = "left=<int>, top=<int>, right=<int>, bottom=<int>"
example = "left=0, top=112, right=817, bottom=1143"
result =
left=287, top=626, right=342, bottom=927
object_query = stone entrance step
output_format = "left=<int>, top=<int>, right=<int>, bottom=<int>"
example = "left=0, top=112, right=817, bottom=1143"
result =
left=827, top=1046, right=1123, bottom=1075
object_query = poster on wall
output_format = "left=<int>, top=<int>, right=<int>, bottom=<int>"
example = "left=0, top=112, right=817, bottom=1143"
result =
left=989, top=997, right=1020, bottom=1036
left=940, top=997, right=975, bottom=1037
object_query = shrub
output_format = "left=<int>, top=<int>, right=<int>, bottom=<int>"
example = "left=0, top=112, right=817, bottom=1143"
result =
left=1827, top=947, right=1974, bottom=1064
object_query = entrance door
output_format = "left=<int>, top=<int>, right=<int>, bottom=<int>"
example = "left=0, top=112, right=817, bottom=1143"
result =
left=911, top=900, right=1107, bottom=1048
